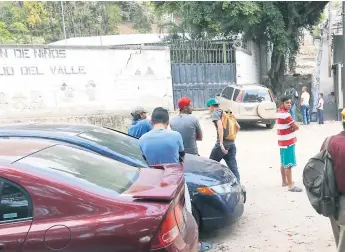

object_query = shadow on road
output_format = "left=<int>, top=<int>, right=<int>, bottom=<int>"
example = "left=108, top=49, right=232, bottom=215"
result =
left=239, top=123, right=273, bottom=132
left=199, top=217, right=242, bottom=241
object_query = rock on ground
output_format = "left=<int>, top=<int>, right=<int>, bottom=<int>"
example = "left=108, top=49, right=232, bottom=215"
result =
left=193, top=111, right=340, bottom=252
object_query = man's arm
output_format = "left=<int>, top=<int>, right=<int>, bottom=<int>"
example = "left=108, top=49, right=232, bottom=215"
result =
left=294, top=91, right=299, bottom=98
left=177, top=133, right=185, bottom=163
left=146, top=120, right=153, bottom=131
left=138, top=139, right=148, bottom=163
left=300, top=93, right=304, bottom=106
left=285, top=114, right=299, bottom=131
left=195, top=119, right=203, bottom=141
left=290, top=122, right=299, bottom=131
left=216, top=120, right=224, bottom=145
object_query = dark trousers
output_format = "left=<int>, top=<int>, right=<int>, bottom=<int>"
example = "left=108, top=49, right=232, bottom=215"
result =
left=317, top=109, right=324, bottom=124
left=209, top=143, right=240, bottom=183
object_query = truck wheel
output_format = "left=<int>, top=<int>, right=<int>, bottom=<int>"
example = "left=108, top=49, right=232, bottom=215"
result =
left=266, top=122, right=275, bottom=129
left=192, top=205, right=201, bottom=230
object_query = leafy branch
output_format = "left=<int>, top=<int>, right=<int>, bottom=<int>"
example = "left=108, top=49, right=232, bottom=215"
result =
left=155, top=1, right=328, bottom=93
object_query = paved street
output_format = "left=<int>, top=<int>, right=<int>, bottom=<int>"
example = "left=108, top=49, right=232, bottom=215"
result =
left=193, top=111, right=341, bottom=252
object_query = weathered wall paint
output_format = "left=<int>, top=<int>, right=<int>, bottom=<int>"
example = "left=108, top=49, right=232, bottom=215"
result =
left=0, top=45, right=174, bottom=119
left=235, top=41, right=261, bottom=85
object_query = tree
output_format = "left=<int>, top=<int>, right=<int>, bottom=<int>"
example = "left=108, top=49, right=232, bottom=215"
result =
left=155, top=1, right=328, bottom=93
left=0, top=1, right=157, bottom=44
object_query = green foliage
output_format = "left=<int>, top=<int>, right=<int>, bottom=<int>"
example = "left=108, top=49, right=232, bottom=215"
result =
left=155, top=1, right=328, bottom=92
left=0, top=21, right=13, bottom=43
left=0, top=1, right=156, bottom=44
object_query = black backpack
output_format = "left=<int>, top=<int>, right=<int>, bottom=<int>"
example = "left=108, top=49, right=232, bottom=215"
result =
left=303, top=136, right=339, bottom=217
left=284, top=88, right=298, bottom=106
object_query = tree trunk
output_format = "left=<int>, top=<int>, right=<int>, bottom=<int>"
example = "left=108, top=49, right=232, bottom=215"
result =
left=268, top=45, right=285, bottom=94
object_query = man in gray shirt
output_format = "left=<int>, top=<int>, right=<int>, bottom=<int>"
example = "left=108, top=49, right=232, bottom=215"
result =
left=170, top=97, right=203, bottom=155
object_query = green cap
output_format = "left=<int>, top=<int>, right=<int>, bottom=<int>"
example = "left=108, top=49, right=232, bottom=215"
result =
left=206, top=98, right=219, bottom=107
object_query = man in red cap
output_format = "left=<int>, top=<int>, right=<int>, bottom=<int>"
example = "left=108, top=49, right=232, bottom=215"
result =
left=170, top=97, right=203, bottom=155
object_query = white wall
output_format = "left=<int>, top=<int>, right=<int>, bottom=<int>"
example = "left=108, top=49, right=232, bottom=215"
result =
left=0, top=45, right=173, bottom=118
left=235, top=41, right=261, bottom=85
left=337, top=64, right=343, bottom=109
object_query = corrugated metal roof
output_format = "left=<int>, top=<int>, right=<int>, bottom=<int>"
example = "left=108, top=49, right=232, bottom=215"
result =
left=49, top=33, right=241, bottom=46
left=49, top=33, right=177, bottom=46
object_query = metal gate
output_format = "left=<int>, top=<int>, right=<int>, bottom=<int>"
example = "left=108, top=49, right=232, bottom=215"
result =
left=171, top=63, right=236, bottom=109
left=168, top=40, right=236, bottom=109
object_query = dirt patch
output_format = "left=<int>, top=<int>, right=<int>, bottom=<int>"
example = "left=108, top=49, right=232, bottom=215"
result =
left=193, top=111, right=338, bottom=252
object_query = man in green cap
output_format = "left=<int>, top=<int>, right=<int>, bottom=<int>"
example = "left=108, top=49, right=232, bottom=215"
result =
left=206, top=98, right=241, bottom=182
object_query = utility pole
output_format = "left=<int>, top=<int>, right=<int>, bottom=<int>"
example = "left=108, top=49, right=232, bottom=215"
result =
left=342, top=1, right=345, bottom=109
left=328, top=4, right=332, bottom=77
left=61, top=1, right=67, bottom=41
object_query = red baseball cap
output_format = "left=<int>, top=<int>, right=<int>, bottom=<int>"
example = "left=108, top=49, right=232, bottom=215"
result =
left=177, top=97, right=192, bottom=109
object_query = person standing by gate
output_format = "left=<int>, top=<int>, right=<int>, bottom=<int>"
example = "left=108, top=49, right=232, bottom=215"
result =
left=170, top=97, right=203, bottom=155
left=300, top=86, right=311, bottom=125
left=317, top=93, right=325, bottom=124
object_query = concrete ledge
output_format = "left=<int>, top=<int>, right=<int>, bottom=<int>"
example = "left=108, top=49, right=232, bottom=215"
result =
left=0, top=113, right=132, bottom=133
left=0, top=110, right=187, bottom=133
left=0, top=44, right=170, bottom=51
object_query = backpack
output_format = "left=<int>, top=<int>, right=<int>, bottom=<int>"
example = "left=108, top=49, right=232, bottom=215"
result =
left=303, top=136, right=339, bottom=217
left=284, top=88, right=298, bottom=106
left=221, top=110, right=238, bottom=141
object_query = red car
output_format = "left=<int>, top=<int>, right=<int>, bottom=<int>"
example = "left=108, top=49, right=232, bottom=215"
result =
left=0, top=138, right=198, bottom=252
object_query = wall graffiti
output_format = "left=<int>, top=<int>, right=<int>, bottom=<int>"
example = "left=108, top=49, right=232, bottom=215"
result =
left=0, top=91, right=45, bottom=112
left=85, top=81, right=96, bottom=101
left=0, top=46, right=174, bottom=116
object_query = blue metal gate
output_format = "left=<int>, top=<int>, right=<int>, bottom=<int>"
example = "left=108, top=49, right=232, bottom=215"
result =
left=171, top=63, right=236, bottom=109
left=167, top=39, right=236, bottom=109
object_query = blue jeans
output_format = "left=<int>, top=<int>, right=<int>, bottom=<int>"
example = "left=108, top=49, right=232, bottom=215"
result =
left=289, top=103, right=297, bottom=120
left=301, top=105, right=310, bottom=124
left=317, top=109, right=324, bottom=124
left=209, top=143, right=240, bottom=183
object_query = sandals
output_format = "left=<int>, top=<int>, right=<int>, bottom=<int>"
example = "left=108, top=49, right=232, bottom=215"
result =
left=289, top=186, right=303, bottom=192
left=199, top=242, right=213, bottom=252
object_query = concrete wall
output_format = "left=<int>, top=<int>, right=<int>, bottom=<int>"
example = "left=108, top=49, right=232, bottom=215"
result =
left=0, top=45, right=174, bottom=120
left=235, top=40, right=261, bottom=85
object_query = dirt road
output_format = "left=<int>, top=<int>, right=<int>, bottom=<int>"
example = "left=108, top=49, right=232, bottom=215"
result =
left=194, top=111, right=340, bottom=252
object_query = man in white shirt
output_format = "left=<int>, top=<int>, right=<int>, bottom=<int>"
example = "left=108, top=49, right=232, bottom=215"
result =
left=317, top=93, right=324, bottom=124
left=300, top=86, right=310, bottom=125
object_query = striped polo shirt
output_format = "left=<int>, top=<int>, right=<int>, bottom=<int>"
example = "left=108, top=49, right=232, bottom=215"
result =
left=277, top=108, right=296, bottom=147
